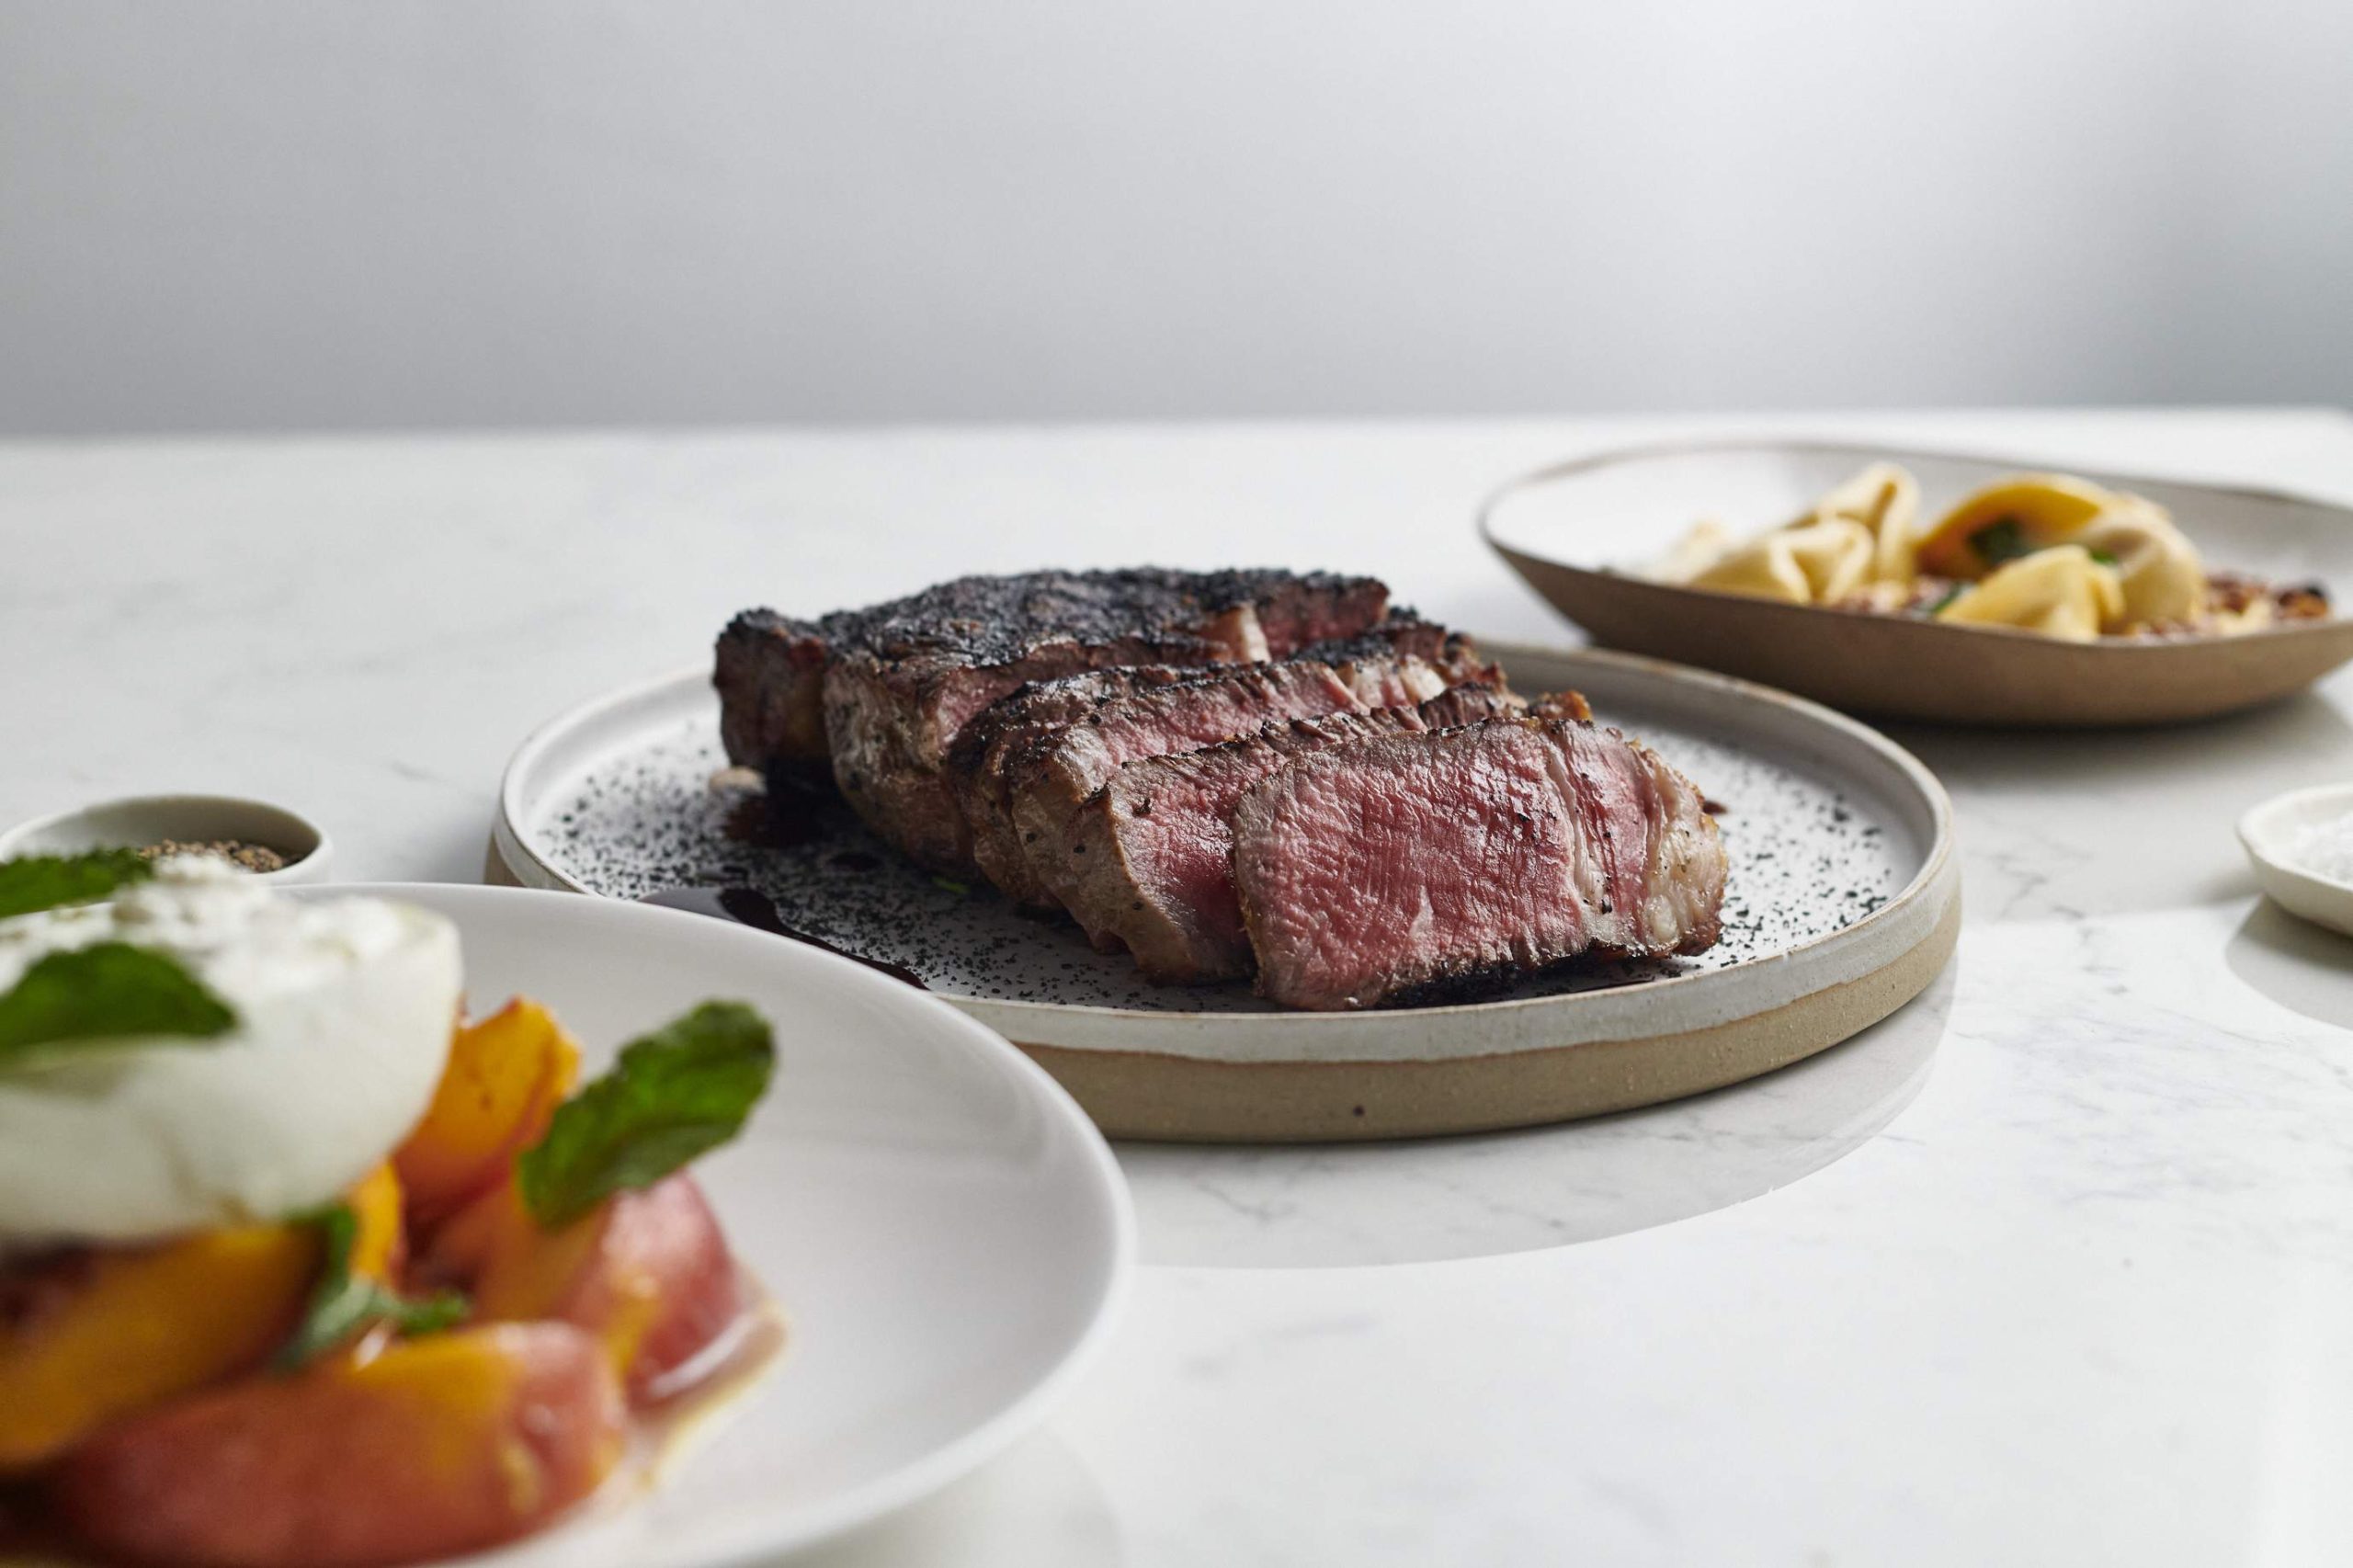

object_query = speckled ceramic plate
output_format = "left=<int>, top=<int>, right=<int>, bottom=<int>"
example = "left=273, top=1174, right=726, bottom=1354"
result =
left=1483, top=438, right=2353, bottom=726
left=492, top=642, right=1960, bottom=1142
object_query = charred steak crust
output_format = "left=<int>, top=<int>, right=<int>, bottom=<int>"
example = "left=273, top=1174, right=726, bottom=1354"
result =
left=784, top=567, right=1385, bottom=671
left=716, top=569, right=1396, bottom=869
left=715, top=568, right=1390, bottom=765
left=715, top=609, right=833, bottom=776
left=1055, top=684, right=1530, bottom=983
left=1229, top=716, right=1726, bottom=1010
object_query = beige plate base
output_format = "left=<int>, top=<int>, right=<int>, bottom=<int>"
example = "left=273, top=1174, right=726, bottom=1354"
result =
left=1023, top=895, right=1960, bottom=1142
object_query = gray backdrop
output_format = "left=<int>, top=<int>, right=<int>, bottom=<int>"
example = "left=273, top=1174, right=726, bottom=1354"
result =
left=3, top=0, right=2347, bottom=435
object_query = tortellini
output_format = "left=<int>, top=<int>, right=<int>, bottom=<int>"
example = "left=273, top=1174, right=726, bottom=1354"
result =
left=1658, top=464, right=2220, bottom=640
left=1686, top=517, right=1873, bottom=604
left=1805, top=461, right=1921, bottom=585
left=1937, top=545, right=2125, bottom=642
left=1913, top=474, right=2115, bottom=581
left=2072, top=502, right=2205, bottom=626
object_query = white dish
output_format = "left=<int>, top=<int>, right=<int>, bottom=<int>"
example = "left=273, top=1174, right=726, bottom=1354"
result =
left=2238, top=784, right=2353, bottom=940
left=0, top=794, right=332, bottom=884
left=1482, top=437, right=2353, bottom=726
left=491, top=642, right=1961, bottom=1141
left=302, top=883, right=1131, bottom=1567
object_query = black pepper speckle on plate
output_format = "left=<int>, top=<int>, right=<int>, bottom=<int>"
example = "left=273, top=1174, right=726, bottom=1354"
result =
left=531, top=699, right=1911, bottom=1013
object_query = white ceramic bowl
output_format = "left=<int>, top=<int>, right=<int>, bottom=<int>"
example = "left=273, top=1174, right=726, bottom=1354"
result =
left=313, top=883, right=1133, bottom=1566
left=2238, top=783, right=2353, bottom=939
left=0, top=793, right=332, bottom=884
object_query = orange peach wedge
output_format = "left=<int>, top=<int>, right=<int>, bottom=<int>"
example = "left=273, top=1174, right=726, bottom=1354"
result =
left=395, top=1000, right=582, bottom=1223
left=0, top=1165, right=404, bottom=1471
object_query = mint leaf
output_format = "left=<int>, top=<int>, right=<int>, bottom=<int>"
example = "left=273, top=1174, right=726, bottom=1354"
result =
left=0, top=943, right=237, bottom=1065
left=0, top=851, right=154, bottom=920
left=517, top=1000, right=774, bottom=1229
left=274, top=1202, right=470, bottom=1371
left=1969, top=517, right=2033, bottom=567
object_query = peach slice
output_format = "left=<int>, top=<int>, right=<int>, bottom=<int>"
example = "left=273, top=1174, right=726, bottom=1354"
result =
left=427, top=1173, right=745, bottom=1403
left=49, top=1321, right=623, bottom=1568
left=0, top=1165, right=405, bottom=1471
left=394, top=1000, right=581, bottom=1223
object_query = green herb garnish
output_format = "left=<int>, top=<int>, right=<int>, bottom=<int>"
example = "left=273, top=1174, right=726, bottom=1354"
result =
left=2088, top=548, right=2120, bottom=566
left=1969, top=517, right=2034, bottom=568
left=1926, top=584, right=1968, bottom=616
left=517, top=1001, right=775, bottom=1229
left=0, top=942, right=237, bottom=1065
left=0, top=850, right=154, bottom=920
left=930, top=875, right=972, bottom=896
left=275, top=1202, right=470, bottom=1371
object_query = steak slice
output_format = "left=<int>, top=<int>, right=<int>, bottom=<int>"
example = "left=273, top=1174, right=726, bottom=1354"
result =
left=1057, top=684, right=1529, bottom=983
left=1230, top=718, right=1726, bottom=1010
left=1002, top=640, right=1496, bottom=915
left=953, top=617, right=1481, bottom=905
left=950, top=664, right=1215, bottom=903
left=716, top=569, right=1392, bottom=869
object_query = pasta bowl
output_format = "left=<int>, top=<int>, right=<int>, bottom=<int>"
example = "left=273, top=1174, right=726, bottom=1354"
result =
left=1481, top=437, right=2353, bottom=727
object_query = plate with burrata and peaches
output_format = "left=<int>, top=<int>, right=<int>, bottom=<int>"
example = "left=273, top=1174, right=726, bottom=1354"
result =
left=0, top=855, right=1130, bottom=1567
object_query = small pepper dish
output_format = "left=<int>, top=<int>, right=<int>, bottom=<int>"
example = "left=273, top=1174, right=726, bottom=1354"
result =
left=0, top=793, right=333, bottom=885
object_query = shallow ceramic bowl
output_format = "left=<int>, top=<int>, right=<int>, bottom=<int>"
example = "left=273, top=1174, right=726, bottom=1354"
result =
left=305, top=883, right=1131, bottom=1565
left=0, top=793, right=332, bottom=883
left=1481, top=437, right=2353, bottom=727
left=2238, top=783, right=2353, bottom=940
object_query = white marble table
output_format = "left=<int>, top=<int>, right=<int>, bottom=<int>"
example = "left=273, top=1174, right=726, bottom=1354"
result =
left=7, top=409, right=2353, bottom=1565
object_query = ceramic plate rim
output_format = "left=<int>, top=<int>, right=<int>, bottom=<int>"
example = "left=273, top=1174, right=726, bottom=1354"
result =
left=495, top=642, right=1957, bottom=1057
left=314, top=881, right=1137, bottom=1566
left=1476, top=433, right=2353, bottom=655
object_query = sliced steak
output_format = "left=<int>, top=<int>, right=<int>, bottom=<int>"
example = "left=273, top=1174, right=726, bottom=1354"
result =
left=1003, top=641, right=1495, bottom=915
left=1230, top=718, right=1726, bottom=1010
left=954, top=618, right=1483, bottom=905
left=950, top=664, right=1223, bottom=903
left=716, top=569, right=1392, bottom=869
left=1057, top=685, right=1529, bottom=983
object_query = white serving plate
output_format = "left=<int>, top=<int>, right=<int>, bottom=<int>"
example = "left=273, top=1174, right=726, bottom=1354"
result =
left=1482, top=437, right=2353, bottom=727
left=2238, top=784, right=2353, bottom=941
left=307, top=884, right=1131, bottom=1568
left=492, top=642, right=1960, bottom=1142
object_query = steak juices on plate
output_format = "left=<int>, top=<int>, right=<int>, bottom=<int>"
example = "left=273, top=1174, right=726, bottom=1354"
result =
left=715, top=568, right=1729, bottom=1008
left=0, top=856, right=777, bottom=1567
